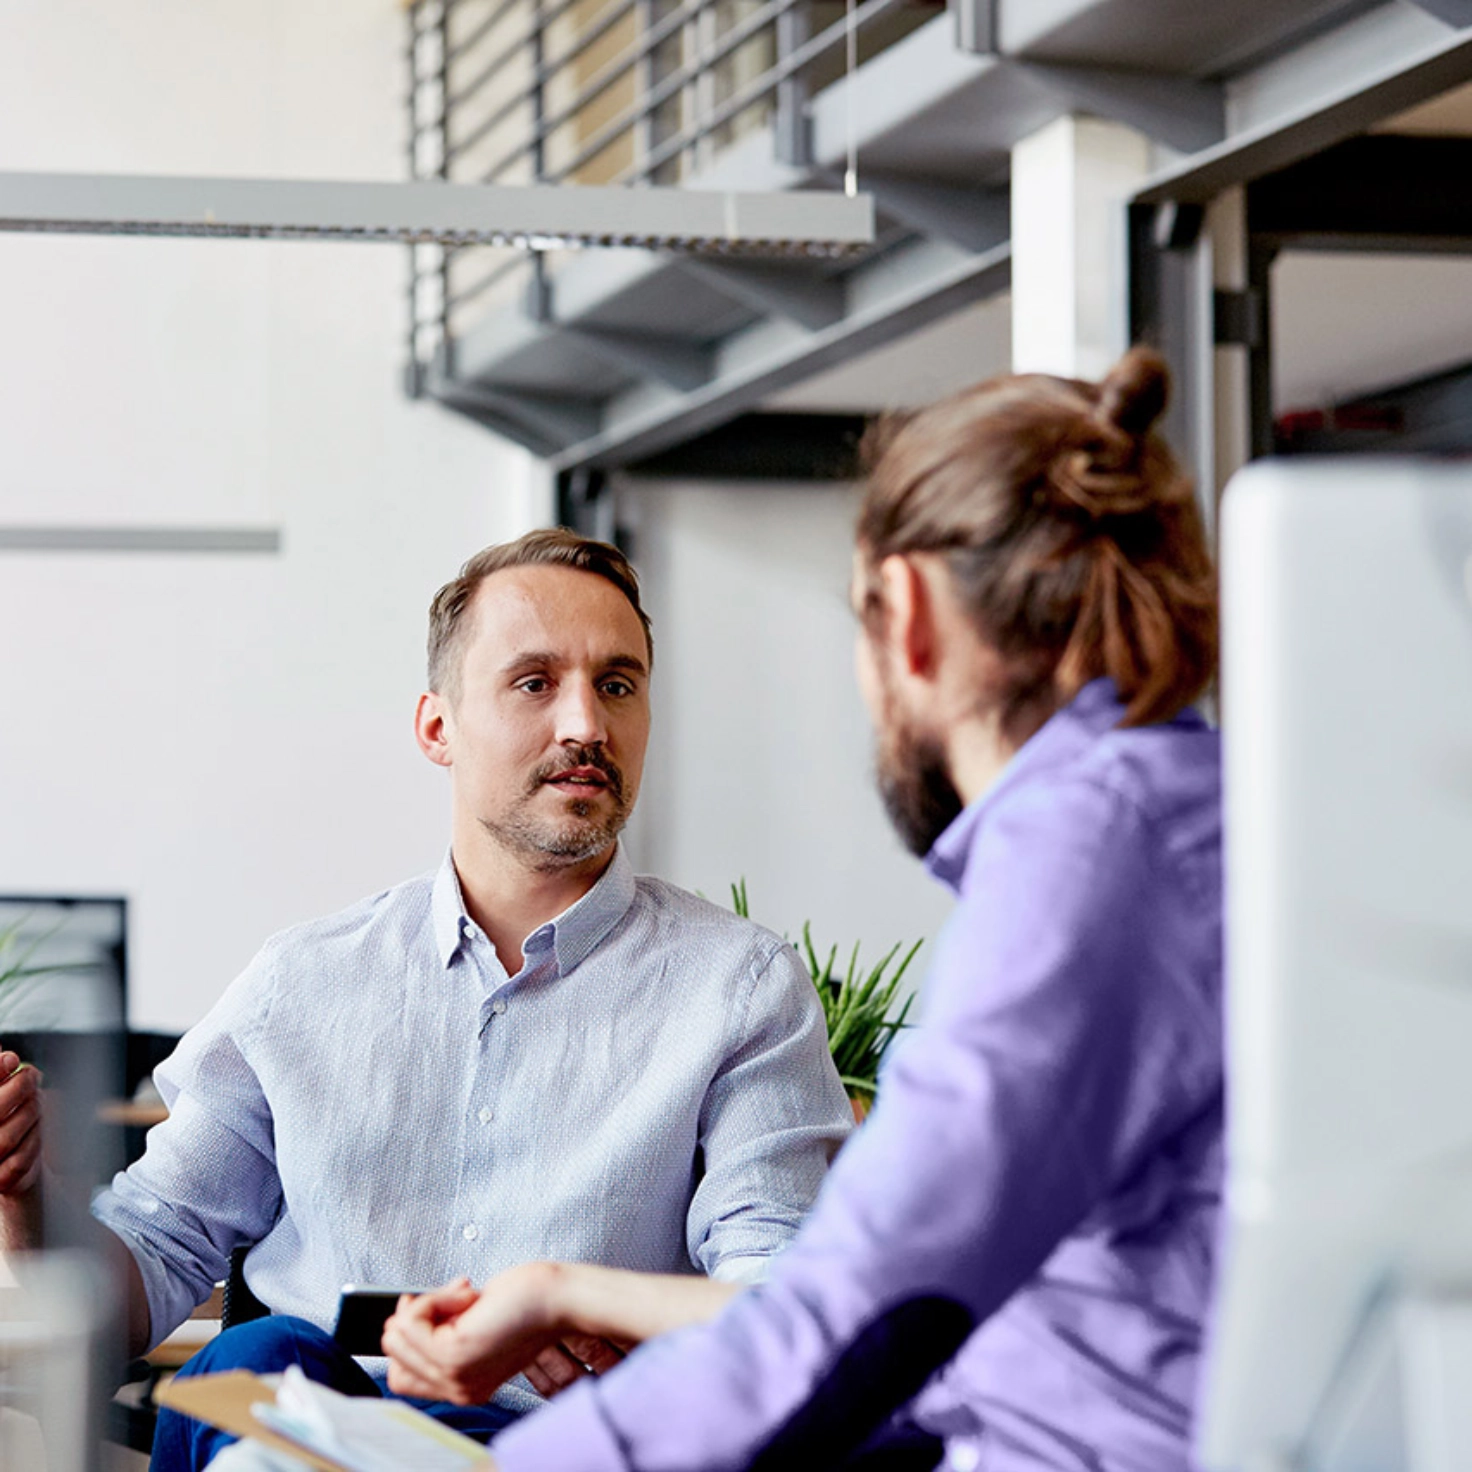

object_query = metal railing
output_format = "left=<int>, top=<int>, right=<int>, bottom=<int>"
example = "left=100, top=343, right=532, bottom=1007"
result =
left=404, top=0, right=941, bottom=392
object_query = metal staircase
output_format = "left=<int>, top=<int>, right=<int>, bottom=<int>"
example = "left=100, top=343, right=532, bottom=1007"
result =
left=403, top=0, right=1472, bottom=487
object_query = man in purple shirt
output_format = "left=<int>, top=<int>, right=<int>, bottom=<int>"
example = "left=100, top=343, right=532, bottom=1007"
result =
left=381, top=345, right=1227, bottom=1471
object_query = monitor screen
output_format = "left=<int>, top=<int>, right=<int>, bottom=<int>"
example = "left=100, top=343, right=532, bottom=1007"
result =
left=1199, top=457, right=1472, bottom=1465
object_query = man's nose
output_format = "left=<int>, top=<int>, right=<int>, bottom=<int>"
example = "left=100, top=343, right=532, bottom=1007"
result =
left=553, top=679, right=608, bottom=746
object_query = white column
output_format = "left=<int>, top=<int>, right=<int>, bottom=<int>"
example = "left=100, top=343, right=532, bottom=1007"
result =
left=1010, top=114, right=1152, bottom=380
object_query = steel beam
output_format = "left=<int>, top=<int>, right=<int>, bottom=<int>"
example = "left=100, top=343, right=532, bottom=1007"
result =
left=624, top=412, right=870, bottom=478
left=950, top=0, right=997, bottom=55
left=1403, top=0, right=1472, bottom=27
left=434, top=381, right=602, bottom=455
left=1016, top=64, right=1225, bottom=156
left=861, top=175, right=1009, bottom=253
left=673, top=260, right=847, bottom=330
left=1246, top=134, right=1472, bottom=250
left=565, top=328, right=716, bottom=392
left=1135, top=21, right=1472, bottom=206
left=548, top=235, right=1011, bottom=472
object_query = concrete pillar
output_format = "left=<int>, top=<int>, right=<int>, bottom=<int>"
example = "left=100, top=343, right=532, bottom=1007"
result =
left=1010, top=114, right=1153, bottom=380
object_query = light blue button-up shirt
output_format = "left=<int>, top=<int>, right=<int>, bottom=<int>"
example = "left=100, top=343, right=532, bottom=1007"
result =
left=95, top=846, right=852, bottom=1367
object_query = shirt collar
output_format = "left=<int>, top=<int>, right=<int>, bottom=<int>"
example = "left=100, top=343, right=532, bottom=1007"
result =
left=431, top=843, right=637, bottom=976
left=925, top=677, right=1132, bottom=892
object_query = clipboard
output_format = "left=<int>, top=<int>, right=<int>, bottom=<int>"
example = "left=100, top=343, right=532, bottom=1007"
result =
left=156, top=1371, right=346, bottom=1471
left=156, top=1369, right=496, bottom=1471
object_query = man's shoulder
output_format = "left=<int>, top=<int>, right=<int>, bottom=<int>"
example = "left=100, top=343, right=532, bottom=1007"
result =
left=256, top=871, right=437, bottom=966
left=627, top=875, right=793, bottom=969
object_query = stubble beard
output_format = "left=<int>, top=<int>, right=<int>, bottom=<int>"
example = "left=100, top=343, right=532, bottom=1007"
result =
left=874, top=687, right=964, bottom=860
left=480, top=743, right=632, bottom=871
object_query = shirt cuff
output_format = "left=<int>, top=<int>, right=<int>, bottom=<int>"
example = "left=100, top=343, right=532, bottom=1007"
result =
left=491, top=1380, right=627, bottom=1472
left=709, top=1253, right=771, bottom=1286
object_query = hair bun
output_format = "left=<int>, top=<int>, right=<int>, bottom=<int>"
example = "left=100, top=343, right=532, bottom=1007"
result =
left=1097, top=347, right=1169, bottom=437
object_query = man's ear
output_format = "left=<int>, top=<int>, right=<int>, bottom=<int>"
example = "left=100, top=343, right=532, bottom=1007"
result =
left=414, top=691, right=454, bottom=768
left=875, top=554, right=938, bottom=682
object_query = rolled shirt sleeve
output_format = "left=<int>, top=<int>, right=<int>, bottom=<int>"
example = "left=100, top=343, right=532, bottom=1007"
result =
left=492, top=770, right=1223, bottom=1472
left=92, top=952, right=283, bottom=1350
left=687, top=938, right=853, bottom=1281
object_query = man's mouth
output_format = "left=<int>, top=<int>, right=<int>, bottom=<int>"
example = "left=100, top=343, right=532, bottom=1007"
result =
left=545, top=767, right=610, bottom=789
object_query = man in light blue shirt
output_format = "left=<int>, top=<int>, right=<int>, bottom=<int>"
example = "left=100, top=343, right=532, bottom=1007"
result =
left=0, top=529, right=851, bottom=1462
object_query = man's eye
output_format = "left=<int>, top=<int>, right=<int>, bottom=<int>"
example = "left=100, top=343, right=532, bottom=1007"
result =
left=517, top=677, right=551, bottom=694
left=601, top=679, right=635, bottom=698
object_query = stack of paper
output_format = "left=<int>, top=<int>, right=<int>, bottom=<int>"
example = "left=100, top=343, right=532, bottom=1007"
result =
left=158, top=1365, right=495, bottom=1472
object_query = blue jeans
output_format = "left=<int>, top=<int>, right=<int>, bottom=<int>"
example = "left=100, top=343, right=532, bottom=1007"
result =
left=149, top=1315, right=522, bottom=1470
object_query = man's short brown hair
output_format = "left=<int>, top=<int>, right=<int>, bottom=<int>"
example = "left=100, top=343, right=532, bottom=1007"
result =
left=427, top=528, right=653, bottom=697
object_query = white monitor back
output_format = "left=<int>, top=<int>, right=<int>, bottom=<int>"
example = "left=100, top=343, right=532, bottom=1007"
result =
left=1201, top=457, right=1472, bottom=1468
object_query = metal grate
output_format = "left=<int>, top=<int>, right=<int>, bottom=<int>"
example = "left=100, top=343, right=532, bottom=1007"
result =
left=404, top=0, right=938, bottom=391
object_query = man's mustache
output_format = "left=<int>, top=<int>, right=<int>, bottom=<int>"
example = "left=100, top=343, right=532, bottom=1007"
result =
left=531, top=744, right=624, bottom=800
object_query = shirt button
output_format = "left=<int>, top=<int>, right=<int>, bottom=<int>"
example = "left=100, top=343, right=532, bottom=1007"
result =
left=491, top=998, right=507, bottom=1015
left=462, top=1224, right=479, bottom=1241
left=478, top=1106, right=493, bottom=1124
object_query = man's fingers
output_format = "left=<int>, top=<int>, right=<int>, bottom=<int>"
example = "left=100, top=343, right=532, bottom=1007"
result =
left=383, top=1320, right=453, bottom=1399
left=385, top=1359, right=442, bottom=1401
left=0, top=1117, right=41, bottom=1195
left=562, top=1332, right=623, bottom=1376
left=523, top=1360, right=561, bottom=1399
left=0, top=1103, right=38, bottom=1160
left=407, top=1279, right=478, bottom=1325
left=529, top=1344, right=589, bottom=1397
left=0, top=1064, right=39, bottom=1122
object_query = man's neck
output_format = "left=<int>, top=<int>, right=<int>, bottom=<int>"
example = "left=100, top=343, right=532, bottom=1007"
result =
left=451, top=830, right=616, bottom=975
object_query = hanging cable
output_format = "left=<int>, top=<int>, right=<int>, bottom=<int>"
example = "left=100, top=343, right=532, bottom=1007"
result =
left=844, top=0, right=857, bottom=197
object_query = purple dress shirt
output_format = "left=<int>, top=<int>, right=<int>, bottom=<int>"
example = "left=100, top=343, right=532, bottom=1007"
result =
left=493, top=678, right=1224, bottom=1472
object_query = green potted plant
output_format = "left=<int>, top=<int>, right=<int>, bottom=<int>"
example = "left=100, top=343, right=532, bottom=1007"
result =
left=0, top=913, right=88, bottom=1069
left=731, top=881, right=920, bottom=1121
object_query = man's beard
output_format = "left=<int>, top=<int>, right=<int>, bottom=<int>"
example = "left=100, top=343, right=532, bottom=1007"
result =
left=875, top=700, right=964, bottom=859
left=482, top=743, right=631, bottom=870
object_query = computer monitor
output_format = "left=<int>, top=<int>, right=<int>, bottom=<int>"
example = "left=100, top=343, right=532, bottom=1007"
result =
left=1199, top=457, right=1472, bottom=1467
left=0, top=895, right=129, bottom=1212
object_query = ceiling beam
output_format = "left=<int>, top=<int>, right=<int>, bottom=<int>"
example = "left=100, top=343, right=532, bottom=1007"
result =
left=624, top=413, right=871, bottom=480
left=1248, top=135, right=1472, bottom=249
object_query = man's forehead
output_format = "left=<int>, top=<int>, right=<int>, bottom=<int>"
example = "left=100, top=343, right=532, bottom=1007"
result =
left=468, top=564, right=647, bottom=656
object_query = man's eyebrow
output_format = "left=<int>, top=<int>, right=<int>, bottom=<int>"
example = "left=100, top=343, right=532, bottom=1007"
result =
left=500, top=651, right=560, bottom=677
left=499, top=651, right=648, bottom=678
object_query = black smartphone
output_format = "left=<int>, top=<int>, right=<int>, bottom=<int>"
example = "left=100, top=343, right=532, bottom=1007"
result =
left=332, top=1284, right=418, bottom=1355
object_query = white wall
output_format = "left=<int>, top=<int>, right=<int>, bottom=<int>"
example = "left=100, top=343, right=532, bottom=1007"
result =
left=618, top=479, right=956, bottom=985
left=1272, top=251, right=1472, bottom=411
left=0, top=1, right=537, bottom=1031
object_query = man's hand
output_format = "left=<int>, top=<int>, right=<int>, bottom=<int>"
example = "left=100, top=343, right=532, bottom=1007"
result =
left=523, top=1330, right=627, bottom=1399
left=384, top=1265, right=564, bottom=1406
left=0, top=1052, right=43, bottom=1203
left=384, top=1259, right=740, bottom=1409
